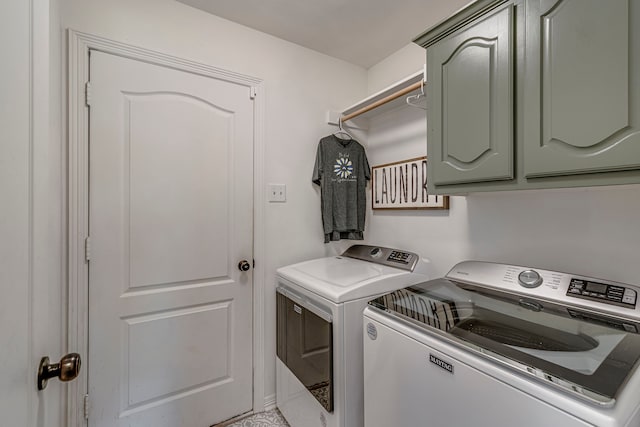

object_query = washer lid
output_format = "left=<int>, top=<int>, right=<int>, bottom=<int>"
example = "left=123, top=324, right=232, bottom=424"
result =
left=369, top=275, right=640, bottom=406
left=277, top=255, right=430, bottom=303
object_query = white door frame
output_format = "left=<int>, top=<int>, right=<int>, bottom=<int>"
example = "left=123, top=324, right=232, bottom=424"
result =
left=66, top=30, right=266, bottom=426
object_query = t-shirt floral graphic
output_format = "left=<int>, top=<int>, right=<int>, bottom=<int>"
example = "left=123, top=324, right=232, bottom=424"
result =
left=334, top=157, right=353, bottom=179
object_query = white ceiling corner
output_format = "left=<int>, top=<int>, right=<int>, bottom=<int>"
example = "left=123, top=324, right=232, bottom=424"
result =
left=175, top=0, right=472, bottom=68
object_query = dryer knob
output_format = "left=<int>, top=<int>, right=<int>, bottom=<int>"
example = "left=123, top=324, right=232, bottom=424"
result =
left=518, top=270, right=543, bottom=288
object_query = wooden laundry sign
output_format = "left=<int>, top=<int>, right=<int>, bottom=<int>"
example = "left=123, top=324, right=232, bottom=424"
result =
left=371, top=157, right=449, bottom=210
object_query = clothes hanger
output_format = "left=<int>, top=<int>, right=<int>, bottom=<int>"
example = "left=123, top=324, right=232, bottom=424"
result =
left=333, top=117, right=353, bottom=141
left=406, top=79, right=427, bottom=110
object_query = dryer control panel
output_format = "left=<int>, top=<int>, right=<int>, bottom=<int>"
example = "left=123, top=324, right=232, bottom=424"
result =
left=342, top=245, right=419, bottom=272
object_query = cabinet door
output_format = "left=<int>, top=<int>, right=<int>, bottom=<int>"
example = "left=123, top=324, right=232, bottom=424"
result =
left=427, top=4, right=515, bottom=186
left=524, top=0, right=640, bottom=178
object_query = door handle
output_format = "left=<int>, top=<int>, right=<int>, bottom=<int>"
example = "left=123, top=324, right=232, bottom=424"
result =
left=37, top=353, right=81, bottom=390
left=238, top=260, right=251, bottom=272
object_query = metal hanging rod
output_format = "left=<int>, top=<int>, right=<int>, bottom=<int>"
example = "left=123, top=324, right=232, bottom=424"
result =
left=340, top=80, right=425, bottom=123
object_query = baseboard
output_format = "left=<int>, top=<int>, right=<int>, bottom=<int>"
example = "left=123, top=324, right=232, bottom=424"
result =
left=264, top=393, right=277, bottom=411
left=212, top=395, right=277, bottom=426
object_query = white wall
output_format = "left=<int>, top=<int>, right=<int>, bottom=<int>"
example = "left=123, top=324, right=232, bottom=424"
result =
left=363, top=43, right=640, bottom=283
left=466, top=185, right=640, bottom=284
left=367, top=43, right=426, bottom=94
left=59, top=0, right=368, bottom=406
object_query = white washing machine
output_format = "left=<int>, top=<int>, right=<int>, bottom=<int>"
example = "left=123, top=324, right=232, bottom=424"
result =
left=276, top=245, right=431, bottom=427
left=364, top=261, right=640, bottom=427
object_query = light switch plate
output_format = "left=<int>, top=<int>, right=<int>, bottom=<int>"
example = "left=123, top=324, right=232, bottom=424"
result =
left=268, top=184, right=286, bottom=202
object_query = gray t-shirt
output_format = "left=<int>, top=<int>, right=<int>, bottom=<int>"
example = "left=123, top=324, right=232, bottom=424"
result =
left=312, top=135, right=370, bottom=243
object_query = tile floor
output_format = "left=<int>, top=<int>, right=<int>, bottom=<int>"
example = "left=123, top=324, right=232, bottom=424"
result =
left=217, top=409, right=290, bottom=427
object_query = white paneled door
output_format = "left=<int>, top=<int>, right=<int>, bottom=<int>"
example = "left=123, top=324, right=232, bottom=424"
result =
left=88, top=50, right=254, bottom=427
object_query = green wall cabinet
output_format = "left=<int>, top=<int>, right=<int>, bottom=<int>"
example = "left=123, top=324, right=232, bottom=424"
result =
left=415, top=0, right=640, bottom=194
left=523, top=0, right=640, bottom=178
left=427, top=4, right=514, bottom=186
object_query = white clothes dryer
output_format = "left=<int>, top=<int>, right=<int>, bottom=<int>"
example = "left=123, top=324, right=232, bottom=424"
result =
left=276, top=245, right=431, bottom=427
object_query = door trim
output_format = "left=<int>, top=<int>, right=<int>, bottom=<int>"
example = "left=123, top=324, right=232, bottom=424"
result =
left=67, top=30, right=266, bottom=426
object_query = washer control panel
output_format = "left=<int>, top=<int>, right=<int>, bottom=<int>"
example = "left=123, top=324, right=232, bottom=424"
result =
left=567, top=278, right=637, bottom=308
left=446, top=261, right=640, bottom=319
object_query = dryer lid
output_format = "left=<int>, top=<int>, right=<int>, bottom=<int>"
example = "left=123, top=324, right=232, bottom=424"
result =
left=276, top=248, right=431, bottom=303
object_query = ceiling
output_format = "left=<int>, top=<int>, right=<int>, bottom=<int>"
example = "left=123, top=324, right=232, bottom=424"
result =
left=176, top=0, right=472, bottom=68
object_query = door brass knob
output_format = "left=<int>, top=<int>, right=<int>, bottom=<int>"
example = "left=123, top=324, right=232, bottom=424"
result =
left=37, top=353, right=82, bottom=391
left=238, top=260, right=251, bottom=272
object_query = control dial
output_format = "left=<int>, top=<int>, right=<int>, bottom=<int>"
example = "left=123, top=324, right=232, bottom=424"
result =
left=518, top=270, right=543, bottom=288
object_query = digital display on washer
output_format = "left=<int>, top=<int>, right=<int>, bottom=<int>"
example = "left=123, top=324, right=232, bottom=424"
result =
left=586, top=282, right=608, bottom=293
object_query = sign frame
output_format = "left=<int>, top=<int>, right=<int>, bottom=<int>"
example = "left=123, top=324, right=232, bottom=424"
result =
left=371, top=156, right=449, bottom=210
